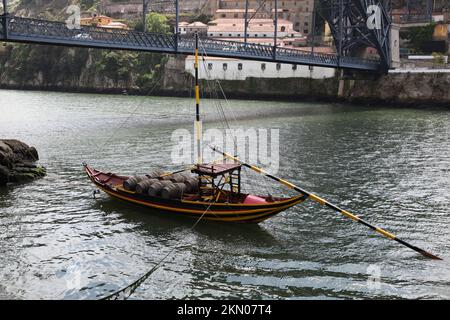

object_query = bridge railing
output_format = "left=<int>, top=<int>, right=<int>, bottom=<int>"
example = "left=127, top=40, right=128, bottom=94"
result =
left=7, top=16, right=178, bottom=50
left=178, top=35, right=274, bottom=58
left=1, top=16, right=382, bottom=71
left=0, top=13, right=5, bottom=39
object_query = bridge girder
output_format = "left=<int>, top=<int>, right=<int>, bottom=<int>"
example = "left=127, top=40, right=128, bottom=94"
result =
left=318, top=0, right=392, bottom=70
left=0, top=0, right=388, bottom=72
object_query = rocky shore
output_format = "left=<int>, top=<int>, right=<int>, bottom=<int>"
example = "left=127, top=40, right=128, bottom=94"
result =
left=0, top=139, right=46, bottom=186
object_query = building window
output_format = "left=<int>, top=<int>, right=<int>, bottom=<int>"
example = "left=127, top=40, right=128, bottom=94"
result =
left=261, top=63, right=266, bottom=71
left=234, top=13, right=238, bottom=18
left=276, top=63, right=281, bottom=71
left=223, top=63, right=228, bottom=71
left=281, top=26, right=286, bottom=32
left=208, top=63, right=213, bottom=70
left=238, top=63, right=243, bottom=70
left=292, top=64, right=297, bottom=70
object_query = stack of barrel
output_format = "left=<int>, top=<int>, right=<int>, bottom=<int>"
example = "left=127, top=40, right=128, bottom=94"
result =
left=123, top=170, right=199, bottom=200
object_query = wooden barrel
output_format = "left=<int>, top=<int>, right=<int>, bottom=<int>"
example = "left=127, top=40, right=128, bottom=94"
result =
left=161, top=183, right=187, bottom=199
left=146, top=170, right=164, bottom=179
left=123, top=176, right=144, bottom=191
left=135, top=178, right=158, bottom=194
left=180, top=172, right=193, bottom=180
left=148, top=180, right=172, bottom=197
left=184, top=177, right=199, bottom=193
left=169, top=173, right=187, bottom=183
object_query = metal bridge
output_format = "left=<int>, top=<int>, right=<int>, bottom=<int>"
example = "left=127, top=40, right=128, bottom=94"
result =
left=0, top=0, right=393, bottom=72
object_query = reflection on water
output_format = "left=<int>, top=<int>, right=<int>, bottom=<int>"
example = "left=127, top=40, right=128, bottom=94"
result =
left=0, top=89, right=449, bottom=299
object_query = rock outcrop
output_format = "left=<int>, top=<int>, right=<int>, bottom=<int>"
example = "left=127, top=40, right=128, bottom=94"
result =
left=345, top=72, right=450, bottom=106
left=0, top=139, right=46, bottom=186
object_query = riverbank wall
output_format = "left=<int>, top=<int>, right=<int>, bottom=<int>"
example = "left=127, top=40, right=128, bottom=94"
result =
left=1, top=54, right=449, bottom=107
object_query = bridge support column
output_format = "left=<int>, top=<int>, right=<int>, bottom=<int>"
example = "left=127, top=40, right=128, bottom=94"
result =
left=143, top=0, right=148, bottom=32
left=244, top=0, right=248, bottom=45
left=337, top=70, right=345, bottom=98
left=390, top=24, right=401, bottom=69
left=175, top=0, right=179, bottom=53
left=2, top=0, right=8, bottom=39
left=273, top=0, right=278, bottom=60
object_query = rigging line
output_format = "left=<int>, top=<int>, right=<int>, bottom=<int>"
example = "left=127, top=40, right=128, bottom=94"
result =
left=197, top=42, right=228, bottom=127
left=105, top=84, right=160, bottom=143
left=100, top=197, right=218, bottom=300
left=199, top=53, right=230, bottom=131
left=199, top=53, right=260, bottom=195
left=198, top=40, right=236, bottom=130
left=197, top=43, right=241, bottom=149
left=198, top=40, right=255, bottom=195
left=83, top=78, right=163, bottom=161
left=198, top=40, right=263, bottom=196
left=198, top=46, right=249, bottom=194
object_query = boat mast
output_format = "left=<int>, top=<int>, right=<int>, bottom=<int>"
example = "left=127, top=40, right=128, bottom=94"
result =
left=194, top=32, right=203, bottom=165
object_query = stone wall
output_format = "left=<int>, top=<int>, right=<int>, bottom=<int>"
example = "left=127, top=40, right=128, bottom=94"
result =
left=344, top=72, right=450, bottom=106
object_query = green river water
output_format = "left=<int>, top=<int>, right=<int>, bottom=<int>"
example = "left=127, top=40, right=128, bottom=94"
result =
left=0, top=89, right=449, bottom=299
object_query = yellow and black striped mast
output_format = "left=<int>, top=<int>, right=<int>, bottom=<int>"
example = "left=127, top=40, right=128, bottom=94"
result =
left=194, top=33, right=203, bottom=165
left=211, top=146, right=442, bottom=260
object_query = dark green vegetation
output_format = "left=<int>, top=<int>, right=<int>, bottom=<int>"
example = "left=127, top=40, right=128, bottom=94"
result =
left=134, top=12, right=172, bottom=33
left=0, top=43, right=168, bottom=92
left=0, top=9, right=173, bottom=91
left=401, top=24, right=437, bottom=54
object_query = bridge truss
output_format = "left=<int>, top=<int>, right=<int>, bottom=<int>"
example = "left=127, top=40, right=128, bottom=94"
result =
left=1, top=0, right=393, bottom=72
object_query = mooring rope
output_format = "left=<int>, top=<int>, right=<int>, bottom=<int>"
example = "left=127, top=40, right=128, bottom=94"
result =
left=100, top=198, right=217, bottom=300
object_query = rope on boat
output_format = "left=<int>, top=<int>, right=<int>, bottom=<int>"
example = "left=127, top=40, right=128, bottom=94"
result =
left=198, top=40, right=267, bottom=197
left=100, top=198, right=217, bottom=300
left=211, top=146, right=442, bottom=261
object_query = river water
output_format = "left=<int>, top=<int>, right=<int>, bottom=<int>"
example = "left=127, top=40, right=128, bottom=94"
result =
left=0, top=89, right=449, bottom=300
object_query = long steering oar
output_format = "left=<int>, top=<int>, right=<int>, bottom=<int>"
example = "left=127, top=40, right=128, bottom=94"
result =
left=211, top=146, right=442, bottom=260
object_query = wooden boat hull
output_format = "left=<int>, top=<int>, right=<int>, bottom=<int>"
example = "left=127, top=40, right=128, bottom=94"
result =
left=84, top=165, right=307, bottom=223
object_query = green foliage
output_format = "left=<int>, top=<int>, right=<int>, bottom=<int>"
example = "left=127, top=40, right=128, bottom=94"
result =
left=96, top=51, right=138, bottom=84
left=402, top=24, right=436, bottom=53
left=432, top=52, right=446, bottom=64
left=135, top=54, right=169, bottom=91
left=135, top=13, right=171, bottom=34
left=147, top=13, right=170, bottom=34
left=80, top=0, right=97, bottom=10
left=188, top=14, right=212, bottom=25
left=1, top=43, right=168, bottom=91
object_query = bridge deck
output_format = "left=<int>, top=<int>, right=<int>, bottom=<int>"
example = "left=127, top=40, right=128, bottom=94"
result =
left=0, top=16, right=382, bottom=72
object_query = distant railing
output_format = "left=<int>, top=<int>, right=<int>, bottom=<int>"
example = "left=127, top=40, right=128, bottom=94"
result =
left=400, top=15, right=433, bottom=23
left=0, top=16, right=383, bottom=71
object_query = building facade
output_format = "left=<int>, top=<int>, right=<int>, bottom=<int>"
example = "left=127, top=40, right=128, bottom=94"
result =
left=207, top=18, right=302, bottom=40
left=185, top=56, right=335, bottom=80
left=217, top=0, right=314, bottom=34
left=99, top=0, right=219, bottom=17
